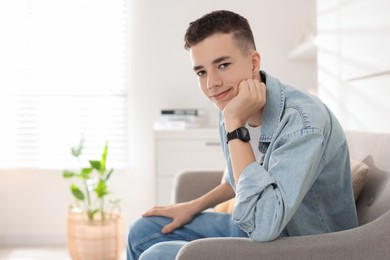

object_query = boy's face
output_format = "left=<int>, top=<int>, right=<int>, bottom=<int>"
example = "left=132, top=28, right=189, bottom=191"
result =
left=189, top=33, right=260, bottom=110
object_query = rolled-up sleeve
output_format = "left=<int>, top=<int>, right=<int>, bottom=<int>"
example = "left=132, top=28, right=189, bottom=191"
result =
left=232, top=128, right=324, bottom=242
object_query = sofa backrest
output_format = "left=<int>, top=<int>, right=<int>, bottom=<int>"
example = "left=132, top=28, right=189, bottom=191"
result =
left=345, top=131, right=390, bottom=225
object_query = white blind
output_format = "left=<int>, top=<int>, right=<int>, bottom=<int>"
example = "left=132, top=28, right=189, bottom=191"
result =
left=0, top=0, right=128, bottom=169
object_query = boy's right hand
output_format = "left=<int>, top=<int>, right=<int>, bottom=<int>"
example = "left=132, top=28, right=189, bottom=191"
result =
left=142, top=201, right=199, bottom=234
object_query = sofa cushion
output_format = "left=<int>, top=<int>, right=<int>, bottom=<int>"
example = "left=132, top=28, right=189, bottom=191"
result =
left=351, top=159, right=369, bottom=200
left=214, top=197, right=235, bottom=213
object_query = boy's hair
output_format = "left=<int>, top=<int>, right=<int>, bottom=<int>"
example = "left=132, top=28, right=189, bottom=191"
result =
left=184, top=10, right=256, bottom=54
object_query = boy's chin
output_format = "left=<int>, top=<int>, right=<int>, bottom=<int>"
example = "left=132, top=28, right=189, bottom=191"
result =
left=214, top=102, right=226, bottom=111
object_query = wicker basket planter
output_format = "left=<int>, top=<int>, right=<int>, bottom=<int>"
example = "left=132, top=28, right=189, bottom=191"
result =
left=67, top=212, right=124, bottom=260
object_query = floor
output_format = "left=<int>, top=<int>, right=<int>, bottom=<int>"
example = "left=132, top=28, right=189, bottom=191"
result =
left=0, top=247, right=126, bottom=260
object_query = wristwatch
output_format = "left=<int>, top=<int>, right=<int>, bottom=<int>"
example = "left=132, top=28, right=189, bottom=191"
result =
left=226, top=127, right=251, bottom=143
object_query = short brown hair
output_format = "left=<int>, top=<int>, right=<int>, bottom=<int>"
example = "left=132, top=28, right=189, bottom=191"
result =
left=184, top=10, right=256, bottom=54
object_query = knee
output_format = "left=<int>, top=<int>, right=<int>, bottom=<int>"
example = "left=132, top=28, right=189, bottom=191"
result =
left=127, top=216, right=169, bottom=251
left=127, top=216, right=150, bottom=247
left=138, top=244, right=160, bottom=260
left=139, top=241, right=187, bottom=260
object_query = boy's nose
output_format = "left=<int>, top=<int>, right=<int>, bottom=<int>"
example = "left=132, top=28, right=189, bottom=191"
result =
left=207, top=73, right=222, bottom=89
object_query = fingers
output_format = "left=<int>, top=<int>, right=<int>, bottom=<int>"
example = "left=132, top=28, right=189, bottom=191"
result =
left=162, top=220, right=180, bottom=234
left=141, top=203, right=194, bottom=234
left=142, top=205, right=170, bottom=217
left=239, top=79, right=265, bottom=101
left=251, top=79, right=266, bottom=106
left=142, top=207, right=179, bottom=233
left=239, top=79, right=261, bottom=93
left=143, top=207, right=182, bottom=234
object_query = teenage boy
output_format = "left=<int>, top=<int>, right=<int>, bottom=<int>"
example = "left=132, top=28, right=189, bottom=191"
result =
left=127, top=10, right=358, bottom=260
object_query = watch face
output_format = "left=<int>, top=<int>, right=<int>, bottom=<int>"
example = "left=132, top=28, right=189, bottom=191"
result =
left=238, top=127, right=251, bottom=142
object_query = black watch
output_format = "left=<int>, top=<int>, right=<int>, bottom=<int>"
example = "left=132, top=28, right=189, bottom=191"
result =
left=226, top=127, right=250, bottom=143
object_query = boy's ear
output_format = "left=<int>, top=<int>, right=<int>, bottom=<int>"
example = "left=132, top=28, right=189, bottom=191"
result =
left=251, top=51, right=261, bottom=79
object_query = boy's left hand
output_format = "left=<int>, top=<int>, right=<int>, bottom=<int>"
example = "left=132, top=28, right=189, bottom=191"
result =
left=223, top=78, right=266, bottom=131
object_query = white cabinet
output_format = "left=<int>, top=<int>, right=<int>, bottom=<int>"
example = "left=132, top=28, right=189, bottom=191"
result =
left=154, top=128, right=225, bottom=205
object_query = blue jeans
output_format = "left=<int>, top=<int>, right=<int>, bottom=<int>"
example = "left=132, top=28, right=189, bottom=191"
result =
left=127, top=212, right=248, bottom=260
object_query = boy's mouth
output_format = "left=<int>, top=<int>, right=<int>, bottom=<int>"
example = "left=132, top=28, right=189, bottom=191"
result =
left=211, top=88, right=231, bottom=101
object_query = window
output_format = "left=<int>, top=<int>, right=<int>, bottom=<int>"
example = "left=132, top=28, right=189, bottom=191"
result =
left=0, top=0, right=128, bottom=169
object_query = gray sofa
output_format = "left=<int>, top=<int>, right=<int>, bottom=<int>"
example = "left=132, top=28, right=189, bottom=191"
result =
left=172, top=131, right=390, bottom=260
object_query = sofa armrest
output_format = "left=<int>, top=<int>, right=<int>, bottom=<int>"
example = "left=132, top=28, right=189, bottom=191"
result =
left=177, top=210, right=390, bottom=260
left=172, top=170, right=224, bottom=203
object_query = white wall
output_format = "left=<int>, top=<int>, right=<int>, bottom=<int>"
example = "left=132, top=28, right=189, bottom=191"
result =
left=317, top=0, right=390, bottom=133
left=0, top=0, right=316, bottom=246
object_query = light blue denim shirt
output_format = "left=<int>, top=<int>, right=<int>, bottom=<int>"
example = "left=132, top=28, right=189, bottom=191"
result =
left=219, top=71, right=358, bottom=242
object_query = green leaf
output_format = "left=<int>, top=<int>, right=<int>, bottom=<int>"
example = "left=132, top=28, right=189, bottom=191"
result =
left=80, top=167, right=93, bottom=179
left=71, top=184, right=85, bottom=201
left=82, top=167, right=93, bottom=174
left=89, top=160, right=101, bottom=171
left=63, top=170, right=75, bottom=178
left=105, top=168, right=114, bottom=181
left=95, top=179, right=108, bottom=198
left=71, top=138, right=84, bottom=157
left=100, top=142, right=108, bottom=174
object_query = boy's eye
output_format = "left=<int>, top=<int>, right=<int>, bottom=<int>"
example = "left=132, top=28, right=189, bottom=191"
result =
left=196, top=70, right=206, bottom=77
left=219, top=63, right=230, bottom=69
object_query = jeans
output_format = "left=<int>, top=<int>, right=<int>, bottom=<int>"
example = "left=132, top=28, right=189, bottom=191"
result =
left=127, top=212, right=248, bottom=260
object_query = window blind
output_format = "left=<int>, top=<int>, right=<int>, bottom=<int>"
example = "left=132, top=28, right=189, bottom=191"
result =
left=0, top=0, right=128, bottom=169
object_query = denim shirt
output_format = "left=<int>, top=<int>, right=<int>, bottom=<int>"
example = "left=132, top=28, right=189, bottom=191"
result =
left=219, top=71, right=358, bottom=242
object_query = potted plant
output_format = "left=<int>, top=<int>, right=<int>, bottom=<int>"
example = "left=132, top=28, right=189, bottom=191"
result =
left=63, top=138, right=124, bottom=260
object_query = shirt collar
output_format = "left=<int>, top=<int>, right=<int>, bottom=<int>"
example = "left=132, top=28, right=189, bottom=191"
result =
left=259, top=70, right=285, bottom=142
